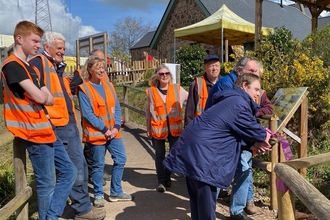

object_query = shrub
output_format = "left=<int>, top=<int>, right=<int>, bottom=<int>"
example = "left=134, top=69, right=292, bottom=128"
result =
left=253, top=27, right=330, bottom=133
left=302, top=25, right=330, bottom=68
left=0, top=161, right=15, bottom=208
left=175, top=44, right=207, bottom=86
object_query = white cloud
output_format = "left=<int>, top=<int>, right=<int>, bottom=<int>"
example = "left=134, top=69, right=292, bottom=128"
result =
left=0, top=0, right=100, bottom=55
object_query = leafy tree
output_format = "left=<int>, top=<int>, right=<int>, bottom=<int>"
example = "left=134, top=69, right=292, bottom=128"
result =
left=108, top=16, right=154, bottom=54
left=175, top=44, right=207, bottom=86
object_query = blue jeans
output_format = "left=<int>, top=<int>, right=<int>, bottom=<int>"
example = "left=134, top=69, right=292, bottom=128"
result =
left=23, top=136, right=77, bottom=220
left=230, top=150, right=254, bottom=215
left=55, top=123, right=92, bottom=216
left=152, top=134, right=178, bottom=183
left=186, top=176, right=217, bottom=220
left=87, top=138, right=127, bottom=197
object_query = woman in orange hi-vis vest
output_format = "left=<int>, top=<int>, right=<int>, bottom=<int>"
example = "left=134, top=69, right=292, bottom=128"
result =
left=78, top=55, right=132, bottom=207
left=145, top=64, right=188, bottom=192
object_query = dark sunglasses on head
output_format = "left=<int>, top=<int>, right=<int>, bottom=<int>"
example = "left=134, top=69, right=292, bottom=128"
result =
left=158, top=72, right=171, bottom=76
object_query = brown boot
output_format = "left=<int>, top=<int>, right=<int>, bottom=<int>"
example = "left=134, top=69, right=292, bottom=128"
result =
left=74, top=207, right=106, bottom=220
left=245, top=201, right=257, bottom=215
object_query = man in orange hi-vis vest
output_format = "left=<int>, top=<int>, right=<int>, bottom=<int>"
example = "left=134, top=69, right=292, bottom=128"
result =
left=184, top=54, right=221, bottom=127
left=29, top=32, right=105, bottom=220
left=2, top=21, right=76, bottom=220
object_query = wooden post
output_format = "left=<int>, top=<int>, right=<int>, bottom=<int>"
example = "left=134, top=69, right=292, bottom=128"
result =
left=269, top=115, right=279, bottom=210
left=298, top=96, right=308, bottom=177
left=13, top=138, right=28, bottom=220
left=76, top=40, right=80, bottom=69
left=123, top=86, right=129, bottom=122
left=255, top=0, right=263, bottom=49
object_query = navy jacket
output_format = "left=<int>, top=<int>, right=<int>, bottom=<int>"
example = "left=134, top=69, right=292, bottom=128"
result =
left=205, top=70, right=238, bottom=110
left=163, top=86, right=267, bottom=189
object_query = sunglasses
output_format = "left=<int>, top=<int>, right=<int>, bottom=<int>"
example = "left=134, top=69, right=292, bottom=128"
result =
left=158, top=72, right=171, bottom=76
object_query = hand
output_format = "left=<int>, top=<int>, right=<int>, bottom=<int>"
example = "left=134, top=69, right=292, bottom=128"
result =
left=251, top=141, right=271, bottom=155
left=109, top=128, right=119, bottom=139
left=104, top=129, right=112, bottom=140
left=146, top=130, right=151, bottom=138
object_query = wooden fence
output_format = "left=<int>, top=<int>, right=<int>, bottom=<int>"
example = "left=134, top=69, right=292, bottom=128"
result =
left=107, top=59, right=167, bottom=86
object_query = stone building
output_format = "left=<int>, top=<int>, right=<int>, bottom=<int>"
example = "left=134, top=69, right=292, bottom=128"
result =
left=130, top=0, right=328, bottom=63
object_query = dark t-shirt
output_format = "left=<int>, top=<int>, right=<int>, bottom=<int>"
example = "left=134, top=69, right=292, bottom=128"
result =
left=2, top=61, right=45, bottom=99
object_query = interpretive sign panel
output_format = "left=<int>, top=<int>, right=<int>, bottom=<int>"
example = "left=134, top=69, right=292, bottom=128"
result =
left=262, top=87, right=308, bottom=131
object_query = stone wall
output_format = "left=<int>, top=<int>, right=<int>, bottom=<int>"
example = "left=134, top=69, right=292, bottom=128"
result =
left=131, top=0, right=221, bottom=63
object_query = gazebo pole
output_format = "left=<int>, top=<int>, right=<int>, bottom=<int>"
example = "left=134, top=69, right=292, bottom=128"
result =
left=221, top=27, right=224, bottom=63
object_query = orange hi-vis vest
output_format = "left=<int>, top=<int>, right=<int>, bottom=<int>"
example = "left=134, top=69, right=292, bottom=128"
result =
left=254, top=89, right=265, bottom=105
left=195, top=76, right=208, bottom=117
left=1, top=55, right=56, bottom=143
left=32, top=55, right=74, bottom=126
left=146, top=84, right=183, bottom=140
left=79, top=81, right=122, bottom=145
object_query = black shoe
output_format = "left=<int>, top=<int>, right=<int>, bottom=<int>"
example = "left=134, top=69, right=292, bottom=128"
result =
left=230, top=211, right=253, bottom=220
left=157, top=183, right=166, bottom=192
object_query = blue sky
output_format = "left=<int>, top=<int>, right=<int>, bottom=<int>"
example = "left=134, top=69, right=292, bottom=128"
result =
left=0, top=0, right=169, bottom=54
left=68, top=0, right=169, bottom=32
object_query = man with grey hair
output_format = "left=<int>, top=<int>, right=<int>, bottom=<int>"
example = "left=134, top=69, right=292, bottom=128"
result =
left=30, top=32, right=106, bottom=220
left=205, top=57, right=259, bottom=110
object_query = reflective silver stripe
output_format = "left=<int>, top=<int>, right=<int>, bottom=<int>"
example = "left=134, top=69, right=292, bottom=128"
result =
left=169, top=124, right=182, bottom=130
left=151, top=126, right=168, bottom=134
left=4, top=102, right=43, bottom=112
left=6, top=120, right=51, bottom=130
left=104, top=81, right=117, bottom=125
left=3, top=80, right=43, bottom=112
left=83, top=128, right=103, bottom=137
left=147, top=88, right=158, bottom=120
left=168, top=111, right=181, bottom=118
left=42, top=57, right=65, bottom=98
left=80, top=84, right=95, bottom=111
left=52, top=92, right=63, bottom=97
left=195, top=77, right=204, bottom=113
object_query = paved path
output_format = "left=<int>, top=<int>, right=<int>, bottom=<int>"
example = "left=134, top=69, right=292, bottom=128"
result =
left=61, top=122, right=277, bottom=220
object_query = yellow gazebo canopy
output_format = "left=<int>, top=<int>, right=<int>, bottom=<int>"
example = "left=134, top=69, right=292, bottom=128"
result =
left=174, top=4, right=274, bottom=46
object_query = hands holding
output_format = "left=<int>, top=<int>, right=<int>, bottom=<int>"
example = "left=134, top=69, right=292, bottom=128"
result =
left=251, top=131, right=272, bottom=155
left=105, top=128, right=119, bottom=140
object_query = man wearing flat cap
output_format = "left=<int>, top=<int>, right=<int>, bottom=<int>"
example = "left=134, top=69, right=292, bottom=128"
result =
left=184, top=54, right=221, bottom=127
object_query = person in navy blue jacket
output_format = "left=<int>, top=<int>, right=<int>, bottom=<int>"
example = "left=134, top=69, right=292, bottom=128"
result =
left=163, top=73, right=271, bottom=220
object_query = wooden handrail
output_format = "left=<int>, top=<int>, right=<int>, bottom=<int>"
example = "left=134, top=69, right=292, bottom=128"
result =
left=275, top=162, right=330, bottom=219
left=282, top=152, right=330, bottom=170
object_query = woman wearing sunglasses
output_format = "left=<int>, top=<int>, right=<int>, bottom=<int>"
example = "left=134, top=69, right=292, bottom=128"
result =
left=145, top=64, right=188, bottom=192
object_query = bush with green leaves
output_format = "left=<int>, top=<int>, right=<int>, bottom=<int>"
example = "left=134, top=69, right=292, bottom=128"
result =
left=252, top=27, right=330, bottom=133
left=302, top=25, right=330, bottom=68
left=175, top=44, right=207, bottom=86
left=0, top=161, right=15, bottom=208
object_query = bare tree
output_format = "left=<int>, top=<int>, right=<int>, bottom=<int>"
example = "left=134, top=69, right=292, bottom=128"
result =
left=108, top=16, right=154, bottom=54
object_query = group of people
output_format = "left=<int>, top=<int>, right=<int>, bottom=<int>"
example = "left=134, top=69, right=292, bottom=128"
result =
left=145, top=54, right=273, bottom=220
left=3, top=20, right=273, bottom=220
left=2, top=21, right=131, bottom=220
